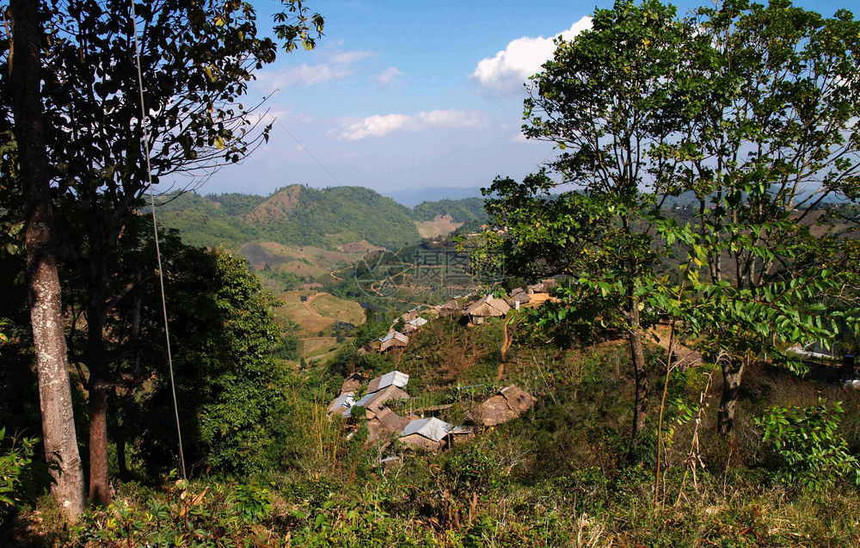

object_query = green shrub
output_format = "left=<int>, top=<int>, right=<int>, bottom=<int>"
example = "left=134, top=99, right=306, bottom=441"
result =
left=0, top=428, right=36, bottom=524
left=756, top=399, right=860, bottom=489
left=72, top=479, right=275, bottom=546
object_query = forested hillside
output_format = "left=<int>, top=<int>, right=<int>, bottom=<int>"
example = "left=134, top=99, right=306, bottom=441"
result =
left=1, top=0, right=858, bottom=546
left=156, top=185, right=487, bottom=250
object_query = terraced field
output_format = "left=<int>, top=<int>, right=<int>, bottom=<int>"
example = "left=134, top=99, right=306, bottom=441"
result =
left=271, top=290, right=365, bottom=358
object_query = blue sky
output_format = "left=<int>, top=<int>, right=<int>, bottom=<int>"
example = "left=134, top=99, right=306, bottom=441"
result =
left=196, top=0, right=855, bottom=198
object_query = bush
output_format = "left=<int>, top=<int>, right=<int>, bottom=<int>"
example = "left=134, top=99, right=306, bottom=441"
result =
left=72, top=479, right=274, bottom=546
left=756, top=399, right=860, bottom=489
left=0, top=429, right=36, bottom=526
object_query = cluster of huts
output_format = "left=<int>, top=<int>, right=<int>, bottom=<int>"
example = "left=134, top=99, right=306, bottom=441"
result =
left=327, top=369, right=536, bottom=451
left=325, top=281, right=560, bottom=452
left=362, top=309, right=431, bottom=355
left=362, top=279, right=561, bottom=356
left=440, top=278, right=560, bottom=325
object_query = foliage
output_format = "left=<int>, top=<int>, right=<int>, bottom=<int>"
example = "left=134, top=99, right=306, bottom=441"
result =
left=0, top=428, right=36, bottom=510
left=142, top=247, right=285, bottom=475
left=756, top=400, right=860, bottom=489
left=272, top=333, right=301, bottom=361
left=157, top=186, right=489, bottom=252
left=72, top=479, right=275, bottom=546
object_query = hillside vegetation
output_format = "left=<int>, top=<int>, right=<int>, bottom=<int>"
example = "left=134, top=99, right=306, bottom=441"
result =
left=157, top=185, right=487, bottom=252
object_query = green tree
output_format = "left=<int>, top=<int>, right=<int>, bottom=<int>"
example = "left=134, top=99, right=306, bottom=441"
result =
left=491, top=0, right=693, bottom=445
left=0, top=0, right=323, bottom=504
left=137, top=243, right=285, bottom=475
left=660, top=0, right=859, bottom=434
left=88, top=229, right=287, bottom=476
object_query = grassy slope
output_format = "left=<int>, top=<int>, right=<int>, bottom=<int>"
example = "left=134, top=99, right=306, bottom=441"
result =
left=42, top=314, right=860, bottom=546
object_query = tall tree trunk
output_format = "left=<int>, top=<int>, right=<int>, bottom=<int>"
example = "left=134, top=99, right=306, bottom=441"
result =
left=717, top=357, right=745, bottom=436
left=9, top=0, right=85, bottom=522
left=86, top=278, right=111, bottom=505
left=628, top=300, right=649, bottom=445
left=87, top=379, right=110, bottom=504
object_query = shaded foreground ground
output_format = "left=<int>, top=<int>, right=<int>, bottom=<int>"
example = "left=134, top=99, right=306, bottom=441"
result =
left=10, top=317, right=860, bottom=546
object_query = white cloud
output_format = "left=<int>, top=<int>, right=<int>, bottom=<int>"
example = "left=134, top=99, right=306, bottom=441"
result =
left=256, top=50, right=373, bottom=90
left=375, top=66, right=405, bottom=85
left=337, top=109, right=485, bottom=141
left=339, top=114, right=413, bottom=141
left=416, top=109, right=483, bottom=128
left=472, top=16, right=592, bottom=93
left=330, top=51, right=374, bottom=64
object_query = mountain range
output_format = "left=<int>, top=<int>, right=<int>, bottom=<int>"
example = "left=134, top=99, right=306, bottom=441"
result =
left=157, top=184, right=487, bottom=250
left=154, top=185, right=488, bottom=287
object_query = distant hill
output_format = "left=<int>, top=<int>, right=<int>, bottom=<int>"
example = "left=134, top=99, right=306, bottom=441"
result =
left=412, top=197, right=487, bottom=223
left=155, top=186, right=488, bottom=285
left=385, top=186, right=483, bottom=207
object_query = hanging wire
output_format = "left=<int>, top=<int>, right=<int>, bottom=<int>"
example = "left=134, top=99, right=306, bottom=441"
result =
left=275, top=118, right=343, bottom=187
left=129, top=0, right=187, bottom=480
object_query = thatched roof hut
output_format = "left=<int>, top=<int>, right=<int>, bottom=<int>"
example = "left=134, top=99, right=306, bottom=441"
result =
left=439, top=299, right=463, bottom=318
left=340, top=373, right=365, bottom=395
left=475, top=385, right=536, bottom=427
left=465, top=294, right=511, bottom=324
left=353, top=385, right=410, bottom=419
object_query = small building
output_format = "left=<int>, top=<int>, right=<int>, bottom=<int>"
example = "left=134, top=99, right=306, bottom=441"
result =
left=340, top=373, right=365, bottom=395
left=507, top=290, right=531, bottom=308
left=353, top=385, right=410, bottom=419
left=400, top=309, right=421, bottom=323
left=526, top=282, right=545, bottom=294
left=399, top=417, right=453, bottom=451
left=326, top=392, right=355, bottom=418
left=403, top=317, right=429, bottom=334
left=375, top=407, right=411, bottom=433
left=367, top=408, right=412, bottom=443
left=475, top=385, right=536, bottom=427
left=465, top=294, right=511, bottom=324
left=367, top=370, right=410, bottom=393
left=439, top=299, right=463, bottom=318
left=379, top=331, right=409, bottom=352
left=407, top=317, right=428, bottom=329
left=445, top=425, right=476, bottom=446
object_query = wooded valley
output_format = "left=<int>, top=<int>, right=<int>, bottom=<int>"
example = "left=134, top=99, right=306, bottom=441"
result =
left=0, top=0, right=858, bottom=546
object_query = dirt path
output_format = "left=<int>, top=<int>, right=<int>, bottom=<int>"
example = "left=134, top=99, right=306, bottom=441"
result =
left=649, top=325, right=702, bottom=368
left=301, top=292, right=327, bottom=319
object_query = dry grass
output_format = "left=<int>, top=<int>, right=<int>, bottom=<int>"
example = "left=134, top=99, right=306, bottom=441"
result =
left=241, top=241, right=372, bottom=278
left=272, top=291, right=365, bottom=338
left=310, top=294, right=365, bottom=326
left=415, top=215, right=464, bottom=238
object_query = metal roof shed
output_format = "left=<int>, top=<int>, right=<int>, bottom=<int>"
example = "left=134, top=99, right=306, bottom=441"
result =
left=367, top=370, right=410, bottom=393
left=326, top=393, right=355, bottom=418
left=400, top=417, right=452, bottom=442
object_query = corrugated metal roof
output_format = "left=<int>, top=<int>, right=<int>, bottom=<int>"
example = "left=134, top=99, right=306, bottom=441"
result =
left=368, top=370, right=409, bottom=393
left=354, top=385, right=410, bottom=410
left=407, top=317, right=428, bottom=327
left=354, top=391, right=376, bottom=408
left=400, top=417, right=452, bottom=442
left=327, top=393, right=355, bottom=417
